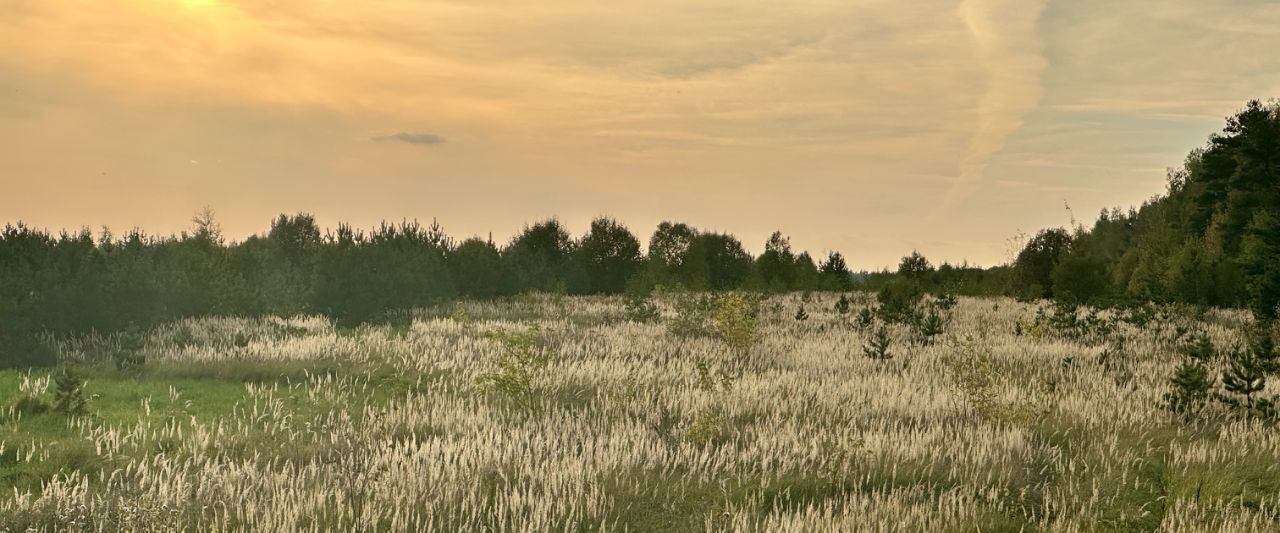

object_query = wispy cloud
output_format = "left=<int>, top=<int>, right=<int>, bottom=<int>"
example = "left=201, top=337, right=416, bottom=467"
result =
left=943, top=0, right=1049, bottom=208
left=371, top=132, right=446, bottom=146
left=3, top=0, right=1277, bottom=268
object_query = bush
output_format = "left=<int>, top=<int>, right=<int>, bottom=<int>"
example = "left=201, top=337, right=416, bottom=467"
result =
left=623, top=295, right=660, bottom=322
left=862, top=327, right=892, bottom=359
left=1165, top=360, right=1214, bottom=416
left=944, top=336, right=1042, bottom=425
left=53, top=367, right=87, bottom=415
left=666, top=290, right=717, bottom=338
left=834, top=295, right=851, bottom=316
left=876, top=279, right=923, bottom=324
left=475, top=326, right=550, bottom=410
left=912, top=307, right=946, bottom=346
left=684, top=406, right=728, bottom=447
left=855, top=307, right=875, bottom=331
left=1216, top=335, right=1279, bottom=418
left=714, top=292, right=759, bottom=357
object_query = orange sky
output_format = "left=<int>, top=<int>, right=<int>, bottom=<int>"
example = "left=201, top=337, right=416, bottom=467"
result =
left=3, top=0, right=1278, bottom=268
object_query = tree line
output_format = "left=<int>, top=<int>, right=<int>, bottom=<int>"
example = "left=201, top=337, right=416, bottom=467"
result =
left=0, top=214, right=856, bottom=366
left=1006, top=100, right=1280, bottom=321
left=4, top=99, right=1275, bottom=367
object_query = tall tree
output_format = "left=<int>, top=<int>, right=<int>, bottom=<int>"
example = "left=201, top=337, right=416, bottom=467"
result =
left=819, top=251, right=853, bottom=290
left=575, top=217, right=643, bottom=294
left=756, top=231, right=797, bottom=292
left=503, top=219, right=577, bottom=294
left=450, top=237, right=504, bottom=299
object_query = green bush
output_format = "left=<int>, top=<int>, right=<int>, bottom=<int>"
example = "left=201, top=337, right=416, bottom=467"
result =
left=714, top=292, right=759, bottom=357
left=876, top=279, right=923, bottom=324
left=623, top=295, right=660, bottom=322
left=53, top=367, right=87, bottom=415
left=862, top=327, right=892, bottom=359
left=944, top=336, right=1042, bottom=426
left=834, top=295, right=851, bottom=316
left=1164, top=360, right=1214, bottom=416
left=475, top=326, right=550, bottom=409
left=664, top=289, right=717, bottom=337
left=912, top=307, right=946, bottom=346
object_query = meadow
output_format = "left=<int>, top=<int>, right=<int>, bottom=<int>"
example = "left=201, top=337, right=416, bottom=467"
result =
left=1, top=292, right=1278, bottom=532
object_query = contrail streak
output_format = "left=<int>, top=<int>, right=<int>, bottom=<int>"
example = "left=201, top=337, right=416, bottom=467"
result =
left=943, top=0, right=1048, bottom=209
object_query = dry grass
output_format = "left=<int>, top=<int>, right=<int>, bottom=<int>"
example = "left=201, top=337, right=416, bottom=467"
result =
left=1, top=293, right=1277, bottom=532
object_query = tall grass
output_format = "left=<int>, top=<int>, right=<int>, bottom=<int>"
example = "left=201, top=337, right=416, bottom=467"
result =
left=0, top=293, right=1274, bottom=531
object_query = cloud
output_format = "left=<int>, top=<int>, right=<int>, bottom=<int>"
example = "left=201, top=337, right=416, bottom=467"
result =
left=942, top=0, right=1049, bottom=208
left=4, top=0, right=1277, bottom=268
left=371, top=132, right=446, bottom=146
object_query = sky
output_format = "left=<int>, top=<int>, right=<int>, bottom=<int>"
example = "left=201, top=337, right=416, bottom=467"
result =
left=2, top=0, right=1278, bottom=269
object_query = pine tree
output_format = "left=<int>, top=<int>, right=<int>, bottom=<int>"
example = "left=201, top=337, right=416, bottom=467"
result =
left=1165, top=360, right=1213, bottom=415
left=53, top=367, right=87, bottom=415
left=1181, top=332, right=1216, bottom=362
left=913, top=307, right=946, bottom=345
left=1219, top=344, right=1270, bottom=413
left=863, top=327, right=892, bottom=359
left=834, top=295, right=851, bottom=316
left=855, top=307, right=875, bottom=331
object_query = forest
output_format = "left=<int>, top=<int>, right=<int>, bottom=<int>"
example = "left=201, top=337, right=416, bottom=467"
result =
left=2, top=206, right=1015, bottom=368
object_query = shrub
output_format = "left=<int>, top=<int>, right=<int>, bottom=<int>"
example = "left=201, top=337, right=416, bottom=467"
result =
left=714, top=292, right=759, bottom=357
left=53, top=367, right=87, bottom=415
left=876, top=279, right=923, bottom=324
left=475, top=326, right=550, bottom=409
left=666, top=290, right=717, bottom=338
left=944, top=336, right=1042, bottom=426
left=834, top=295, right=851, bottom=316
left=1216, top=334, right=1278, bottom=418
left=623, top=295, right=660, bottom=322
left=1164, top=360, right=1214, bottom=416
left=684, top=406, right=728, bottom=447
left=855, top=307, right=875, bottom=331
left=862, top=327, right=892, bottom=359
left=912, top=307, right=946, bottom=346
left=794, top=305, right=809, bottom=322
left=1181, top=332, right=1215, bottom=362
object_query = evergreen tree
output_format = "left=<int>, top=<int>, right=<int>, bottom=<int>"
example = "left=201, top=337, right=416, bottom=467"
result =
left=1165, top=360, right=1213, bottom=415
left=818, top=251, right=853, bottom=290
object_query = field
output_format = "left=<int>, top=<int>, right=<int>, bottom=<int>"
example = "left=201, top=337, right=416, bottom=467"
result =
left=1, top=293, right=1278, bottom=532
